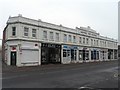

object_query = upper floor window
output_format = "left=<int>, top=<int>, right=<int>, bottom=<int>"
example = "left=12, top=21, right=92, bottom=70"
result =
left=49, top=32, right=54, bottom=41
left=91, top=39, right=93, bottom=46
left=105, top=41, right=106, bottom=47
left=94, top=40, right=96, bottom=46
left=68, top=35, right=72, bottom=42
left=32, top=29, right=36, bottom=38
left=83, top=37, right=85, bottom=44
left=96, top=40, right=99, bottom=46
left=55, top=33, right=59, bottom=41
left=100, top=41, right=102, bottom=46
left=12, top=27, right=16, bottom=36
left=79, top=37, right=82, bottom=44
left=24, top=27, right=29, bottom=36
left=43, top=31, right=47, bottom=39
left=63, top=34, right=67, bottom=42
left=86, top=38, right=89, bottom=44
left=73, top=36, right=76, bottom=43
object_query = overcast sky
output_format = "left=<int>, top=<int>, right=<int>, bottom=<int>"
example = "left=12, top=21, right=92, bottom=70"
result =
left=0, top=0, right=119, bottom=45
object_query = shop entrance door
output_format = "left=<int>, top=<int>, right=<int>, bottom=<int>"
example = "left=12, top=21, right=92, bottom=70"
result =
left=41, top=48, right=49, bottom=64
left=10, top=52, right=16, bottom=66
left=71, top=49, right=77, bottom=61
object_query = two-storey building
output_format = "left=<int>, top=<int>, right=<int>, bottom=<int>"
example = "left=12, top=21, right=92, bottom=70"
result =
left=2, top=15, right=118, bottom=66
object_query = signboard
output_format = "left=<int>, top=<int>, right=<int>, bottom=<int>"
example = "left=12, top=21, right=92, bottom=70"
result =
left=63, top=45, right=78, bottom=49
left=11, top=46, right=16, bottom=51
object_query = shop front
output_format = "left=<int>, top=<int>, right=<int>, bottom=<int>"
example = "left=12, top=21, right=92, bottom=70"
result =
left=114, top=49, right=117, bottom=60
left=100, top=49, right=108, bottom=61
left=41, top=43, right=61, bottom=64
left=82, top=47, right=89, bottom=62
left=91, top=48, right=99, bottom=61
left=78, top=47, right=83, bottom=62
left=108, top=49, right=113, bottom=60
left=62, top=45, right=78, bottom=64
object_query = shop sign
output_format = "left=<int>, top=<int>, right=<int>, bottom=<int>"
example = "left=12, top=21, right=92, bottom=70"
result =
left=63, top=45, right=68, bottom=48
left=11, top=46, right=16, bottom=51
left=63, top=45, right=78, bottom=49
left=70, top=46, right=78, bottom=49
left=42, top=43, right=61, bottom=48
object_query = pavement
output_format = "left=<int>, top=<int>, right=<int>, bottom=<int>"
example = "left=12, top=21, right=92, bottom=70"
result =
left=1, top=60, right=119, bottom=89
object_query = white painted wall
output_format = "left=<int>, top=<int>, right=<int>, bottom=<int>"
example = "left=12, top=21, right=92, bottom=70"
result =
left=5, top=16, right=118, bottom=49
left=118, top=1, right=120, bottom=45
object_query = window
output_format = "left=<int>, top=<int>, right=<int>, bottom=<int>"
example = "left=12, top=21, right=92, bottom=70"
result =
left=79, top=37, right=82, bottom=44
left=97, top=40, right=99, bottom=46
left=79, top=50, right=83, bottom=60
left=68, top=35, right=72, bottom=42
left=86, top=38, right=89, bottom=44
left=63, top=34, right=67, bottom=42
left=24, top=27, right=29, bottom=36
left=12, top=27, right=16, bottom=36
left=94, top=40, right=96, bottom=46
left=32, top=29, right=36, bottom=38
left=73, top=36, right=76, bottom=43
left=100, top=41, right=102, bottom=46
left=91, top=39, right=93, bottom=46
left=56, top=33, right=59, bottom=41
left=83, top=37, right=85, bottom=44
left=43, top=31, right=47, bottom=39
left=63, top=49, right=67, bottom=57
left=49, top=32, right=54, bottom=41
left=105, top=41, right=106, bottom=47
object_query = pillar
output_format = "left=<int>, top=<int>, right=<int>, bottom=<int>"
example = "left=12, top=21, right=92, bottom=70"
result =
left=38, top=43, right=41, bottom=65
left=113, top=49, right=114, bottom=60
left=99, top=50, right=101, bottom=61
left=76, top=49, right=79, bottom=62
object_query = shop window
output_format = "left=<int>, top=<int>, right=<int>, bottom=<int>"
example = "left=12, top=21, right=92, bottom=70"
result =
left=67, top=50, right=70, bottom=56
left=63, top=49, right=67, bottom=57
left=114, top=50, right=117, bottom=59
left=91, top=51, right=94, bottom=60
left=79, top=50, right=83, bottom=60
left=96, top=51, right=99, bottom=60
left=86, top=51, right=89, bottom=60
left=71, top=49, right=77, bottom=60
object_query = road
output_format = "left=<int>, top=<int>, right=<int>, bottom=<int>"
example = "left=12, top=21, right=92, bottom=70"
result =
left=2, top=60, right=119, bottom=89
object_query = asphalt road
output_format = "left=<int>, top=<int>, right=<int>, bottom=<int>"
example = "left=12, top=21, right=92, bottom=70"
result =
left=2, top=60, right=119, bottom=89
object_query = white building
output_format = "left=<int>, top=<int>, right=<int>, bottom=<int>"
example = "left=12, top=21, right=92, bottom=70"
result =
left=118, top=1, right=120, bottom=59
left=2, top=15, right=118, bottom=67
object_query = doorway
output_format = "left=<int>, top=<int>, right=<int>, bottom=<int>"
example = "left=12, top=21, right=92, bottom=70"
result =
left=10, top=52, right=16, bottom=65
left=71, top=49, right=77, bottom=61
